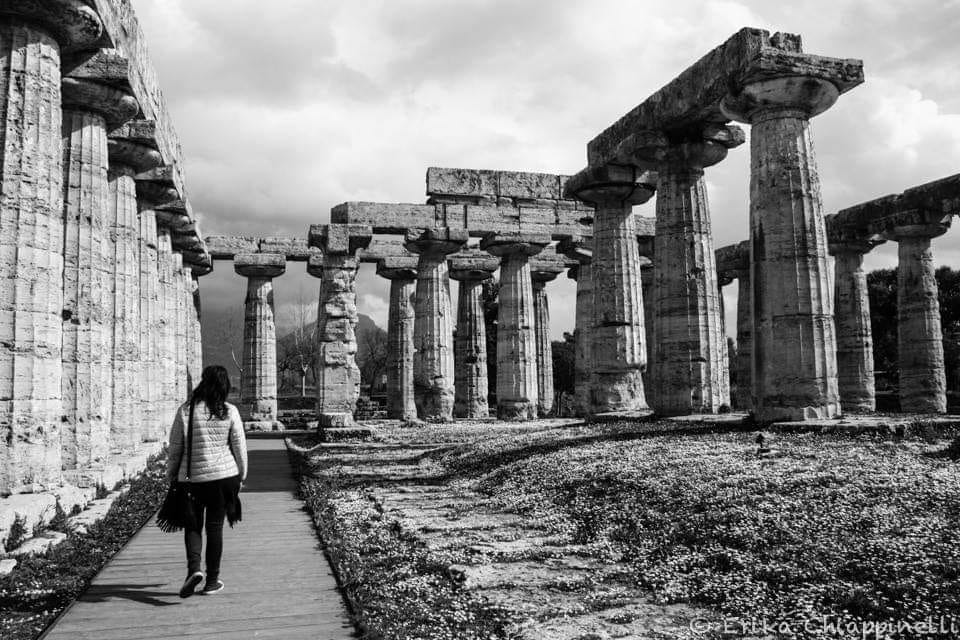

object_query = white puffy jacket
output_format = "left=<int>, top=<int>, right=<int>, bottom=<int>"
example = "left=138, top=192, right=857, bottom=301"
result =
left=166, top=401, right=248, bottom=484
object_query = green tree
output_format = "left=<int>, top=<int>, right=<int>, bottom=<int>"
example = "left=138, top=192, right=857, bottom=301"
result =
left=481, top=278, right=500, bottom=400
left=552, top=333, right=576, bottom=416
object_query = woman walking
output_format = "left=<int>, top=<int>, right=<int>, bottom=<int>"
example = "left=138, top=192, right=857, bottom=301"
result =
left=166, top=365, right=248, bottom=598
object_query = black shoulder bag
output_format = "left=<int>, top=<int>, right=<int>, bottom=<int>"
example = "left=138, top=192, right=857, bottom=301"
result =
left=156, top=400, right=199, bottom=533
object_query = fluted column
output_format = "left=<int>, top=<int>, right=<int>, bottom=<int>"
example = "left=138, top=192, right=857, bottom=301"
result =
left=566, top=167, right=656, bottom=413
left=734, top=270, right=753, bottom=411
left=638, top=256, right=654, bottom=393
left=137, top=209, right=163, bottom=442
left=648, top=140, right=734, bottom=415
left=106, top=135, right=160, bottom=452
left=481, top=233, right=548, bottom=420
left=59, top=74, right=139, bottom=470
left=405, top=228, right=467, bottom=421
left=0, top=4, right=104, bottom=493
left=531, top=262, right=564, bottom=417
left=446, top=253, right=493, bottom=420
left=722, top=77, right=842, bottom=421
left=559, top=239, right=594, bottom=417
left=172, top=256, right=189, bottom=404
left=886, top=222, right=949, bottom=413
left=155, top=226, right=177, bottom=423
left=377, top=257, right=418, bottom=422
left=309, top=253, right=362, bottom=428
left=830, top=241, right=877, bottom=412
left=235, top=254, right=285, bottom=430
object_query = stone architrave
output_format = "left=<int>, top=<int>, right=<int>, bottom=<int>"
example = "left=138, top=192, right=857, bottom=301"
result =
left=235, top=253, right=285, bottom=430
left=626, top=128, right=741, bottom=415
left=826, top=219, right=880, bottom=413
left=0, top=1, right=105, bottom=493
left=59, top=68, right=139, bottom=470
left=376, top=257, right=419, bottom=422
left=881, top=216, right=950, bottom=413
left=530, top=257, right=566, bottom=417
left=449, top=252, right=499, bottom=420
left=308, top=223, right=372, bottom=428
left=722, top=76, right=846, bottom=422
left=405, top=228, right=467, bottom=421
left=565, top=166, right=656, bottom=414
left=106, top=129, right=162, bottom=452
left=558, top=238, right=593, bottom=417
left=481, top=233, right=549, bottom=420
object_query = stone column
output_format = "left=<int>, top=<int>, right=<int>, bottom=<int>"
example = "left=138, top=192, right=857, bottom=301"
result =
left=531, top=262, right=565, bottom=417
left=137, top=209, right=163, bottom=442
left=565, top=166, right=656, bottom=414
left=445, top=254, right=492, bottom=420
left=155, top=226, right=177, bottom=423
left=406, top=228, right=467, bottom=421
left=309, top=253, right=361, bottom=428
left=59, top=73, right=139, bottom=470
left=884, top=220, right=950, bottom=413
left=829, top=239, right=878, bottom=412
left=189, top=275, right=202, bottom=391
left=722, top=77, right=842, bottom=421
left=480, top=233, right=549, bottom=420
left=235, top=254, right=285, bottom=430
left=559, top=238, right=593, bottom=417
left=376, top=257, right=419, bottom=422
left=106, top=135, right=161, bottom=452
left=173, top=256, right=190, bottom=404
left=638, top=256, right=654, bottom=393
left=0, top=3, right=104, bottom=493
left=648, top=140, right=734, bottom=415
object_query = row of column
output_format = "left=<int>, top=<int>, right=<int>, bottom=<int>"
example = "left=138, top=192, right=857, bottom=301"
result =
left=0, top=6, right=202, bottom=494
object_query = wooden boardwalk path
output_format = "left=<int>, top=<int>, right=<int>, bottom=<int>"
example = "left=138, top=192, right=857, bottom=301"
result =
left=42, top=439, right=356, bottom=640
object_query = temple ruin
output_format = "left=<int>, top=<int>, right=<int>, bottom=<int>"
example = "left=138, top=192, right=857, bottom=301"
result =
left=1, top=4, right=958, bottom=512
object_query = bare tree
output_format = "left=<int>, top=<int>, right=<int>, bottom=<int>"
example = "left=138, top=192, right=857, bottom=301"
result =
left=277, top=293, right=317, bottom=397
left=356, top=321, right=389, bottom=390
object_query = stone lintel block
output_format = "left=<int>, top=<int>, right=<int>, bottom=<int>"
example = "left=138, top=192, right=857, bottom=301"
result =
left=205, top=235, right=259, bottom=259
left=308, top=223, right=373, bottom=255
left=587, top=27, right=863, bottom=166
left=63, top=49, right=132, bottom=90
left=331, top=202, right=440, bottom=233
left=405, top=227, right=468, bottom=255
left=61, top=77, right=139, bottom=126
left=109, top=119, right=159, bottom=149
left=564, top=164, right=657, bottom=206
left=0, top=0, right=104, bottom=52
left=426, top=167, right=578, bottom=203
left=376, top=256, right=419, bottom=281
left=259, top=236, right=315, bottom=260
left=480, top=232, right=550, bottom=257
left=234, top=253, right=286, bottom=278
left=108, top=139, right=163, bottom=173
left=715, top=239, right=750, bottom=275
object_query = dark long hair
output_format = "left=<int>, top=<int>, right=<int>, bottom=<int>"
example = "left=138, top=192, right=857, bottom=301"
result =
left=191, top=365, right=232, bottom=420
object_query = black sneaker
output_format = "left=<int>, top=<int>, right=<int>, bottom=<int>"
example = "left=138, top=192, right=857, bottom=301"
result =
left=179, top=571, right=204, bottom=598
left=201, top=579, right=224, bottom=595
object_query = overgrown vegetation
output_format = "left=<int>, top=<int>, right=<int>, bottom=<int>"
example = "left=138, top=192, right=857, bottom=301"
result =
left=0, top=451, right=168, bottom=640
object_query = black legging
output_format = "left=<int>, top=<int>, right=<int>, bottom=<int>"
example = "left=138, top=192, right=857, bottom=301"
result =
left=184, top=486, right=226, bottom=580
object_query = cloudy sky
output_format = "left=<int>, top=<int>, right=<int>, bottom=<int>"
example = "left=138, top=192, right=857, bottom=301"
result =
left=132, top=0, right=960, bottom=341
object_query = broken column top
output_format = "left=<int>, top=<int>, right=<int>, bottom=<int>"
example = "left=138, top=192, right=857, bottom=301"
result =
left=587, top=28, right=864, bottom=167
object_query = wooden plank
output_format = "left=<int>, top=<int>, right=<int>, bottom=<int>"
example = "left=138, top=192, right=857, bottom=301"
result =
left=42, top=439, right=355, bottom=640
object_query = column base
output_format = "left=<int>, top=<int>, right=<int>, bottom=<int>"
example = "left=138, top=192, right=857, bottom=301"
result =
left=497, top=401, right=538, bottom=421
left=592, top=371, right=649, bottom=412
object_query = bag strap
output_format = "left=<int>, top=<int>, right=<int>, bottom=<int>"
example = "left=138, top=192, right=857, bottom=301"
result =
left=186, top=399, right=196, bottom=480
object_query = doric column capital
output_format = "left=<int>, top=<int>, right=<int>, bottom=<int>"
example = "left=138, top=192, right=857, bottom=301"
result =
left=234, top=253, right=286, bottom=279
left=449, top=251, right=498, bottom=282
left=405, top=227, right=468, bottom=256
left=871, top=210, right=952, bottom=242
left=0, top=0, right=103, bottom=51
left=721, top=76, right=841, bottom=124
left=308, top=223, right=373, bottom=256
left=376, top=256, right=418, bottom=281
left=557, top=236, right=592, bottom=265
left=530, top=253, right=568, bottom=285
left=480, top=232, right=550, bottom=258
left=615, top=124, right=745, bottom=171
left=61, top=77, right=139, bottom=127
left=563, top=164, right=657, bottom=207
